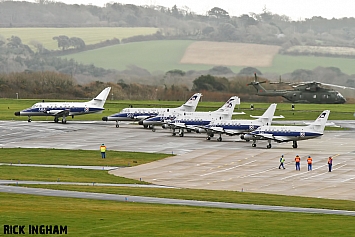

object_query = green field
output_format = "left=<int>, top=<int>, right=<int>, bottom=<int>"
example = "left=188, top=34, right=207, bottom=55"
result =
left=62, top=40, right=196, bottom=73
left=0, top=27, right=158, bottom=50
left=63, top=40, right=355, bottom=74
left=2, top=193, right=354, bottom=237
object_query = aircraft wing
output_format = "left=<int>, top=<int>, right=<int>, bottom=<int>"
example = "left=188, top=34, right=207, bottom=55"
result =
left=204, top=126, right=246, bottom=136
left=250, top=115, right=285, bottom=119
left=254, top=133, right=289, bottom=142
left=169, top=122, right=187, bottom=129
left=171, top=123, right=203, bottom=131
left=207, top=126, right=224, bottom=133
left=46, top=109, right=70, bottom=117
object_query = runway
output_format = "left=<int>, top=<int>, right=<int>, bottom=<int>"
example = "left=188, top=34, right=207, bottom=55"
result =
left=1, top=120, right=355, bottom=201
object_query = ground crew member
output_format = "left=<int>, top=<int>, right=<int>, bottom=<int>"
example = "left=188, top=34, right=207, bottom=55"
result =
left=328, top=156, right=333, bottom=172
left=295, top=155, right=301, bottom=171
left=100, top=143, right=107, bottom=159
left=307, top=156, right=313, bottom=171
left=279, top=154, right=285, bottom=169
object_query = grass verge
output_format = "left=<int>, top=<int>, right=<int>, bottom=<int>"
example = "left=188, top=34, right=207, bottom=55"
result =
left=0, top=148, right=170, bottom=166
left=1, top=192, right=355, bottom=237
left=16, top=185, right=355, bottom=212
left=0, top=166, right=147, bottom=184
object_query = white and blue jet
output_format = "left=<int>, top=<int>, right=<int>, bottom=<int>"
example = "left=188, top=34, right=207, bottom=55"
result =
left=14, top=87, right=111, bottom=124
left=240, top=110, right=330, bottom=149
left=102, top=93, right=202, bottom=128
left=168, top=96, right=242, bottom=137
left=198, top=103, right=284, bottom=142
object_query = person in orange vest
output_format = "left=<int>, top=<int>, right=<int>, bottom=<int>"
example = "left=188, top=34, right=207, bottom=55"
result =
left=307, top=156, right=313, bottom=171
left=295, top=155, right=301, bottom=171
left=328, top=156, right=333, bottom=172
left=100, top=143, right=107, bottom=159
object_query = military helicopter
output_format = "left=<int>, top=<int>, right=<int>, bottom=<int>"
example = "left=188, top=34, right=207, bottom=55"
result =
left=248, top=73, right=348, bottom=104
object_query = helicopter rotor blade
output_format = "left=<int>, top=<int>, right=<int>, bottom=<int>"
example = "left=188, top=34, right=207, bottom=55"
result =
left=320, top=82, right=355, bottom=90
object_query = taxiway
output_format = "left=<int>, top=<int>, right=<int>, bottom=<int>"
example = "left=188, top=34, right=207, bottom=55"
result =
left=1, top=120, right=355, bottom=201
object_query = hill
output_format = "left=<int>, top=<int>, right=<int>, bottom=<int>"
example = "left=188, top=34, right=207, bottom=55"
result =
left=64, top=40, right=355, bottom=75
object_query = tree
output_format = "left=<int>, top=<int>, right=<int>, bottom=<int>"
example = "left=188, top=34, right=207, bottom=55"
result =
left=192, top=74, right=229, bottom=91
left=208, top=66, right=233, bottom=75
left=239, top=14, right=257, bottom=27
left=30, top=40, right=44, bottom=53
left=7, top=36, right=22, bottom=48
left=165, top=69, right=186, bottom=76
left=218, top=23, right=237, bottom=40
left=70, top=37, right=86, bottom=49
left=238, top=67, right=262, bottom=76
left=208, top=7, right=229, bottom=19
left=53, top=35, right=70, bottom=51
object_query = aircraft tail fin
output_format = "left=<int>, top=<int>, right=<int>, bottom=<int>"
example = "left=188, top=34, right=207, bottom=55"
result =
left=88, top=87, right=111, bottom=108
left=252, top=103, right=277, bottom=126
left=177, top=93, right=202, bottom=112
left=306, top=110, right=330, bottom=133
left=215, top=96, right=240, bottom=117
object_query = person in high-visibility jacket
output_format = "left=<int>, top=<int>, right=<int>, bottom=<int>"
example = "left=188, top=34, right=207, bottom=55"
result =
left=295, top=155, right=301, bottom=171
left=100, top=144, right=107, bottom=159
left=279, top=155, right=285, bottom=169
left=307, top=156, right=313, bottom=171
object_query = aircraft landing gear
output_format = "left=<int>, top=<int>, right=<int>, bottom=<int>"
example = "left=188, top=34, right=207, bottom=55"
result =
left=151, top=126, right=156, bottom=132
left=292, top=141, right=298, bottom=148
left=206, top=136, right=211, bottom=140
left=116, top=121, right=119, bottom=128
left=179, top=130, right=184, bottom=137
left=252, top=141, right=256, bottom=147
left=27, top=116, right=32, bottom=122
left=217, top=135, right=222, bottom=142
left=54, top=117, right=59, bottom=123
left=62, top=117, right=67, bottom=124
left=266, top=140, right=272, bottom=149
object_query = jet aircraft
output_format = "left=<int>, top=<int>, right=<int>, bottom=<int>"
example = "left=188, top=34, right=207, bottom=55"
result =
left=102, top=93, right=202, bottom=128
left=14, top=87, right=111, bottom=124
left=240, top=110, right=330, bottom=149
left=198, top=103, right=284, bottom=141
left=168, top=96, right=242, bottom=137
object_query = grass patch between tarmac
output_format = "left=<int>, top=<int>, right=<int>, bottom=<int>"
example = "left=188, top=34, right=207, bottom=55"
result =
left=0, top=148, right=170, bottom=166
left=0, top=166, right=148, bottom=184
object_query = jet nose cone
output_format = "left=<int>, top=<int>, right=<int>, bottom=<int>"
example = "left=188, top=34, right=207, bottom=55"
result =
left=102, top=116, right=108, bottom=121
left=14, top=112, right=20, bottom=116
left=138, top=120, right=143, bottom=125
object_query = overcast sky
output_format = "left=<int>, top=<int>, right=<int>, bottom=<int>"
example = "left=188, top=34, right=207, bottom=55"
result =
left=25, top=0, right=355, bottom=20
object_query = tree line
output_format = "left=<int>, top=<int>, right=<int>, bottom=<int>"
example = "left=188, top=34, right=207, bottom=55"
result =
left=0, top=70, right=312, bottom=103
